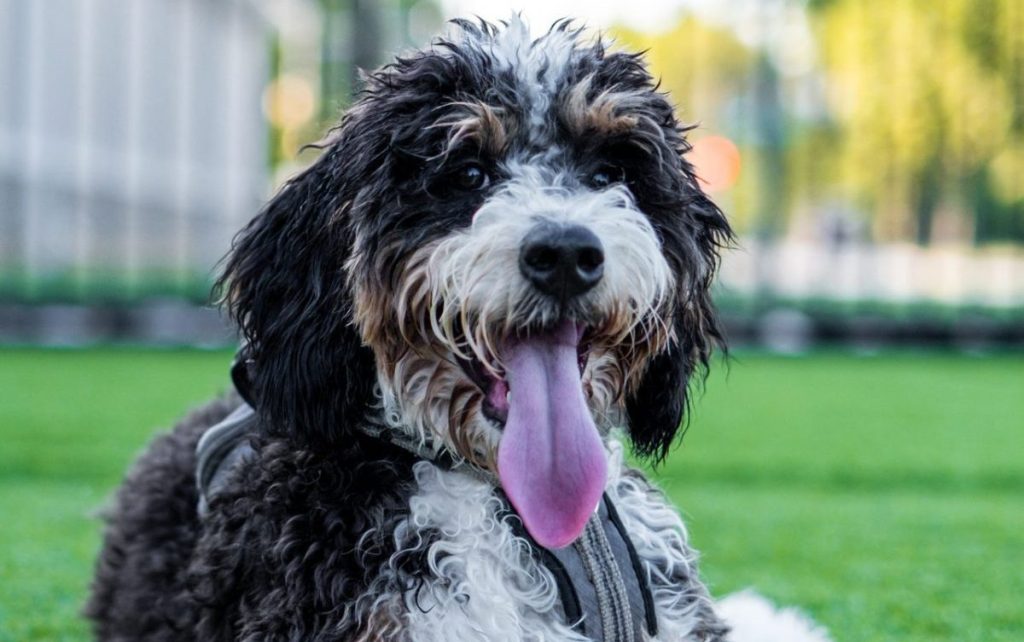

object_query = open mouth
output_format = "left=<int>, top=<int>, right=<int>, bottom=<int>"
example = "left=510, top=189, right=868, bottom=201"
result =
left=457, top=322, right=592, bottom=426
left=455, top=319, right=606, bottom=550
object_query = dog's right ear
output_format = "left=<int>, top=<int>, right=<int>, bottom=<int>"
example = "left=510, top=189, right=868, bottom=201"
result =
left=215, top=135, right=380, bottom=446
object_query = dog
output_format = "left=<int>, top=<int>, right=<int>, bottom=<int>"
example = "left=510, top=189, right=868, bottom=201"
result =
left=86, top=18, right=830, bottom=642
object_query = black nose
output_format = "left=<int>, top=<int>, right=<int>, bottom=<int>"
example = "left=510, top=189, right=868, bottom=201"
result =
left=519, top=223, right=605, bottom=300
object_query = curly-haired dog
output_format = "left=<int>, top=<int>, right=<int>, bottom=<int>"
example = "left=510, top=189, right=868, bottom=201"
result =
left=87, top=18, right=830, bottom=642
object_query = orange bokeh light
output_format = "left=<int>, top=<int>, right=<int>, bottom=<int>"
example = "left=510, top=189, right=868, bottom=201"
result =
left=688, top=135, right=742, bottom=193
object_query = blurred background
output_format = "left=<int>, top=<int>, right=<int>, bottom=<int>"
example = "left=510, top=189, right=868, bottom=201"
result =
left=1, top=0, right=1023, bottom=348
left=0, top=1, right=1021, bottom=641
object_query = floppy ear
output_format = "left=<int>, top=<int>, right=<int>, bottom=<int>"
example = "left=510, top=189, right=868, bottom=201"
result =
left=626, top=169, right=731, bottom=463
left=216, top=140, right=377, bottom=446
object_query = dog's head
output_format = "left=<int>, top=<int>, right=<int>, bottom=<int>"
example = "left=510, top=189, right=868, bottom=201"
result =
left=219, top=18, right=730, bottom=547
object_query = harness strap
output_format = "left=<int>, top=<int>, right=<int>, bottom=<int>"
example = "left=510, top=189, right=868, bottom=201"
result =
left=195, top=403, right=256, bottom=516
left=519, top=496, right=657, bottom=641
left=195, top=398, right=658, bottom=641
left=606, top=495, right=660, bottom=637
left=576, top=515, right=635, bottom=641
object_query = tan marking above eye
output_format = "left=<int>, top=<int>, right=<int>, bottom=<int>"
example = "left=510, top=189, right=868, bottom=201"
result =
left=437, top=102, right=517, bottom=157
left=561, top=74, right=643, bottom=138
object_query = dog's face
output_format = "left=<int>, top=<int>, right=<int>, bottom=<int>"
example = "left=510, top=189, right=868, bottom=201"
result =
left=221, top=19, right=729, bottom=548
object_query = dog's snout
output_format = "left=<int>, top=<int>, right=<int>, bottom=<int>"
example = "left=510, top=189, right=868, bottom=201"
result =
left=519, top=224, right=605, bottom=300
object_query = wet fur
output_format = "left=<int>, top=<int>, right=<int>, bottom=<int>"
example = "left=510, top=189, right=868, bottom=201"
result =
left=87, top=18, right=735, bottom=641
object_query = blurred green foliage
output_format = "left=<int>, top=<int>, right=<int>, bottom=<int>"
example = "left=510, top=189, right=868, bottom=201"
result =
left=813, top=0, right=1024, bottom=243
left=614, top=1, right=1024, bottom=245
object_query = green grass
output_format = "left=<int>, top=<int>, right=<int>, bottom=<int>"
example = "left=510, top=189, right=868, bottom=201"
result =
left=1, top=349, right=1021, bottom=641
left=0, top=349, right=231, bottom=641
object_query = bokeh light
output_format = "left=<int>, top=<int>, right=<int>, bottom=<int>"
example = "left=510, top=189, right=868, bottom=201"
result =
left=262, top=74, right=317, bottom=129
left=688, top=135, right=742, bottom=193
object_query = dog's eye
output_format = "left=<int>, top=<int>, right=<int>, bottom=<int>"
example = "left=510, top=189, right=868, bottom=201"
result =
left=589, top=165, right=625, bottom=189
left=453, top=163, right=490, bottom=191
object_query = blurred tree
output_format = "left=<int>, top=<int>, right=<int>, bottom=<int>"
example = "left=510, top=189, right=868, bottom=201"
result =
left=612, top=17, right=760, bottom=231
left=266, top=0, right=441, bottom=172
left=809, top=0, right=1024, bottom=244
left=613, top=16, right=753, bottom=124
left=318, top=0, right=441, bottom=119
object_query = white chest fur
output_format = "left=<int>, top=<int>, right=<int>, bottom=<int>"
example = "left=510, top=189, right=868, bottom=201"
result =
left=361, top=441, right=714, bottom=642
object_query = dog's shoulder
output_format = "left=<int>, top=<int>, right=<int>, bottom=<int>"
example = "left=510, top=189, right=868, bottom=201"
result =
left=186, top=432, right=729, bottom=641
left=188, top=430, right=421, bottom=639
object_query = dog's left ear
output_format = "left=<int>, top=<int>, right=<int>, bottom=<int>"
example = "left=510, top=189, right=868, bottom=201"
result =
left=626, top=164, right=731, bottom=463
left=216, top=131, right=381, bottom=446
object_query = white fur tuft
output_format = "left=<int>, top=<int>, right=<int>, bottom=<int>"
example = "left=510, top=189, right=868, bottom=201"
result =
left=718, top=590, right=832, bottom=642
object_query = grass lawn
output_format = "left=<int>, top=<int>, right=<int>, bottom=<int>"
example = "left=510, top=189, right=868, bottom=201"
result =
left=0, top=348, right=1021, bottom=641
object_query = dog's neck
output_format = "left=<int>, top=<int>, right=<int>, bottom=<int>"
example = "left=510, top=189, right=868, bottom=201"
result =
left=359, top=407, right=499, bottom=485
left=213, top=351, right=660, bottom=642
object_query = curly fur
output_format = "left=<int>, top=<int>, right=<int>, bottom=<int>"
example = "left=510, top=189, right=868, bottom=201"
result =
left=86, top=396, right=236, bottom=640
left=82, top=17, right=796, bottom=642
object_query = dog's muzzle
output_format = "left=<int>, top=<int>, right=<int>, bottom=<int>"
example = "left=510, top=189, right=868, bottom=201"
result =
left=519, top=223, right=604, bottom=303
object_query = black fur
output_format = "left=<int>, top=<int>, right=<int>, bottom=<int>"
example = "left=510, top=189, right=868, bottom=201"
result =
left=215, top=142, right=378, bottom=447
left=626, top=147, right=732, bottom=462
left=186, top=431, right=422, bottom=640
left=86, top=393, right=427, bottom=640
left=87, top=19, right=730, bottom=640
left=85, top=396, right=232, bottom=639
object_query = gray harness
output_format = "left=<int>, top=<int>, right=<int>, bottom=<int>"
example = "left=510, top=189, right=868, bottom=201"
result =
left=194, top=403, right=257, bottom=517
left=195, top=401, right=658, bottom=641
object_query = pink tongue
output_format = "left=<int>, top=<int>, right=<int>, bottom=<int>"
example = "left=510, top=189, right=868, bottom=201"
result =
left=497, top=320, right=607, bottom=549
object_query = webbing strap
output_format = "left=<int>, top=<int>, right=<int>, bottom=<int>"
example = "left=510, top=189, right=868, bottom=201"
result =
left=576, top=516, right=636, bottom=641
left=539, top=496, right=657, bottom=641
left=195, top=400, right=658, bottom=641
left=195, top=403, right=256, bottom=516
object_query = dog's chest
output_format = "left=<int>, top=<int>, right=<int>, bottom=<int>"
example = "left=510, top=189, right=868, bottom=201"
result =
left=386, top=462, right=583, bottom=641
left=368, top=457, right=710, bottom=642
